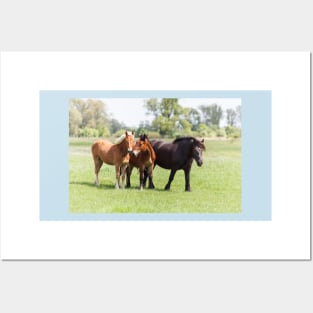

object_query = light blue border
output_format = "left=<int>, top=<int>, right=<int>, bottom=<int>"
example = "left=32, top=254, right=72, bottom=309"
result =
left=40, top=90, right=271, bottom=221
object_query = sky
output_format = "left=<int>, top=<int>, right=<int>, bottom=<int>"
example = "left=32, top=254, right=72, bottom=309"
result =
left=101, top=98, right=241, bottom=127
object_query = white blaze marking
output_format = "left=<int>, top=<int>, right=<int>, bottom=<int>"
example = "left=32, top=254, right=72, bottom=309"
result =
left=133, top=150, right=140, bottom=157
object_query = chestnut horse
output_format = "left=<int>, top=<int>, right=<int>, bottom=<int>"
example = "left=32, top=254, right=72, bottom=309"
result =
left=126, top=134, right=156, bottom=190
left=91, top=131, right=135, bottom=189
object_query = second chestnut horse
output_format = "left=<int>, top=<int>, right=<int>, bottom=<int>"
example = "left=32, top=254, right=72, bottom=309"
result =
left=126, top=134, right=156, bottom=190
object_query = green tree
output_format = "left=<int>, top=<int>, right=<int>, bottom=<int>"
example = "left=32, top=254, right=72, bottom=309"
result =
left=183, top=107, right=201, bottom=131
left=145, top=98, right=183, bottom=136
left=199, top=104, right=223, bottom=127
left=83, top=99, right=109, bottom=129
left=236, top=105, right=241, bottom=125
left=144, top=98, right=159, bottom=118
left=69, top=98, right=110, bottom=137
left=135, top=120, right=153, bottom=137
left=69, top=107, right=82, bottom=136
left=110, top=118, right=127, bottom=135
left=226, top=108, right=237, bottom=126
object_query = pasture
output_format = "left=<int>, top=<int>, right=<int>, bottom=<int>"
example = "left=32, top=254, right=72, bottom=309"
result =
left=69, top=137, right=241, bottom=214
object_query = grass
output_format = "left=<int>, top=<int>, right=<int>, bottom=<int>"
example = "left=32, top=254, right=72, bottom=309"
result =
left=69, top=137, right=241, bottom=214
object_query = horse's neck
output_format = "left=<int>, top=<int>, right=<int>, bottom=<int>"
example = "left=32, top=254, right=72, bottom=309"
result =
left=116, top=140, right=129, bottom=154
left=147, top=142, right=156, bottom=160
left=179, top=141, right=193, bottom=157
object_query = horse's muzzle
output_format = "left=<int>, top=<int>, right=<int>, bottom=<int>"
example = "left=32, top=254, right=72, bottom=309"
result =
left=196, top=160, right=203, bottom=166
left=129, top=149, right=141, bottom=157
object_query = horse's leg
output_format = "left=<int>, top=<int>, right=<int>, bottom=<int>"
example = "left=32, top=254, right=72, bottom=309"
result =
left=143, top=169, right=148, bottom=188
left=126, top=165, right=133, bottom=188
left=147, top=166, right=155, bottom=189
left=94, top=157, right=103, bottom=186
left=144, top=163, right=156, bottom=187
left=184, top=167, right=191, bottom=192
left=120, top=164, right=128, bottom=189
left=115, top=164, right=120, bottom=189
left=139, top=166, right=145, bottom=191
left=165, top=169, right=177, bottom=190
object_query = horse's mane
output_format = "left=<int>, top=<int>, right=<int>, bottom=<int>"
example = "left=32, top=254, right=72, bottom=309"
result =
left=173, top=137, right=206, bottom=150
left=115, top=131, right=133, bottom=144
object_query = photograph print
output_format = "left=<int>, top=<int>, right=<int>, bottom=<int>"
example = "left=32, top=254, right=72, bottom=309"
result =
left=69, top=97, right=242, bottom=214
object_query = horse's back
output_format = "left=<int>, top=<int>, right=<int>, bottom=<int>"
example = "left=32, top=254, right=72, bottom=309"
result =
left=92, top=139, right=115, bottom=164
left=150, top=140, right=176, bottom=169
left=92, top=139, right=112, bottom=153
left=151, top=139, right=191, bottom=170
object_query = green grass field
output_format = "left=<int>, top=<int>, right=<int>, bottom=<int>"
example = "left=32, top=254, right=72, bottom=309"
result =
left=69, top=138, right=241, bottom=214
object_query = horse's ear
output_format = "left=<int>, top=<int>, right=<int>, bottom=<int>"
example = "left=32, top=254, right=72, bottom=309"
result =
left=125, top=131, right=129, bottom=137
left=201, top=139, right=204, bottom=143
left=132, top=131, right=134, bottom=135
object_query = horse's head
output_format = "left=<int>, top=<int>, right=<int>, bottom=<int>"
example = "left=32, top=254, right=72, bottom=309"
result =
left=131, top=136, right=148, bottom=157
left=125, top=131, right=135, bottom=153
left=192, top=139, right=205, bottom=166
left=139, top=133, right=149, bottom=142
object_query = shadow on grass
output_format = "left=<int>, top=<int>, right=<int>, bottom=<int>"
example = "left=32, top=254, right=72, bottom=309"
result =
left=70, top=180, right=170, bottom=192
left=69, top=181, right=116, bottom=189
left=125, top=185, right=169, bottom=192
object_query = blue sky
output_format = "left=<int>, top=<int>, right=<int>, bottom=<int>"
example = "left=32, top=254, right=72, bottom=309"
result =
left=102, top=98, right=241, bottom=127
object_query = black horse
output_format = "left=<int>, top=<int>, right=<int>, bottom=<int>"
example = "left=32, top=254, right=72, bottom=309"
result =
left=145, top=137, right=205, bottom=191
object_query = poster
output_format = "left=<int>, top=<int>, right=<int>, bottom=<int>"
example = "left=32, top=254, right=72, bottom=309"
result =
left=0, top=52, right=310, bottom=259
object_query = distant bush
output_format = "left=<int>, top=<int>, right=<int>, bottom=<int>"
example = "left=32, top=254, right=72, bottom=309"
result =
left=144, top=131, right=162, bottom=139
left=112, top=129, right=136, bottom=138
left=173, top=129, right=194, bottom=138
left=197, top=124, right=210, bottom=137
left=225, top=126, right=241, bottom=139
left=216, top=128, right=226, bottom=137
left=78, top=127, right=99, bottom=137
left=98, top=126, right=110, bottom=137
left=112, top=129, right=127, bottom=138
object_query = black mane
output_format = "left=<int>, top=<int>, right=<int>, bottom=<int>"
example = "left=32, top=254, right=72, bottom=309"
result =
left=139, top=133, right=149, bottom=141
left=172, top=137, right=205, bottom=150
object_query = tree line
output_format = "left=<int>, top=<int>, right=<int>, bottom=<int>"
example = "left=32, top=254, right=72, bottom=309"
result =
left=69, top=98, right=126, bottom=137
left=69, top=98, right=241, bottom=139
